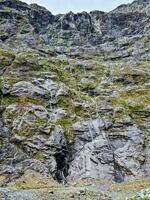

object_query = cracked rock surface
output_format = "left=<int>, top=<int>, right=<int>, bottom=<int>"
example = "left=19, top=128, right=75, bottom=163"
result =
left=0, top=0, right=150, bottom=199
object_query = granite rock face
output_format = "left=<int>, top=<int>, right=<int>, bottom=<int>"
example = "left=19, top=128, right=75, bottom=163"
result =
left=0, top=0, right=150, bottom=188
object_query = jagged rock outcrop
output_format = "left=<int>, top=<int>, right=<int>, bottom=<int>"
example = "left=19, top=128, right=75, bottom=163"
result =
left=68, top=125, right=146, bottom=183
left=0, top=0, right=150, bottom=192
left=0, top=0, right=149, bottom=47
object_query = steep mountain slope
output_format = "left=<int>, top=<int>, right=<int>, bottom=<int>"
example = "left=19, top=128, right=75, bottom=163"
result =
left=0, top=0, right=150, bottom=199
left=0, top=0, right=149, bottom=47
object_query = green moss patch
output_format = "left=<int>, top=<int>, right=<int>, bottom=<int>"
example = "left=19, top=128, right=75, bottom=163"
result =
left=0, top=49, right=15, bottom=68
left=57, top=117, right=75, bottom=141
left=2, top=95, right=47, bottom=107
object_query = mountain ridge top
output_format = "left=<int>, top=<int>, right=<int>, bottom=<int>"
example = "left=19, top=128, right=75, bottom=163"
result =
left=0, top=0, right=148, bottom=15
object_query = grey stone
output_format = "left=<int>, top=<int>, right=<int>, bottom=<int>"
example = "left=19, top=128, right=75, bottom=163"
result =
left=11, top=81, right=45, bottom=96
left=68, top=136, right=114, bottom=182
left=0, top=0, right=149, bottom=189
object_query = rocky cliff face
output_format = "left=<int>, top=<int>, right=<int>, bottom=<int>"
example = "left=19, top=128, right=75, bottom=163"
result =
left=0, top=0, right=150, bottom=195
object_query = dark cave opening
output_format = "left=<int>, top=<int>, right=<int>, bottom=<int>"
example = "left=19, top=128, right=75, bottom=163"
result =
left=54, top=147, right=70, bottom=184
